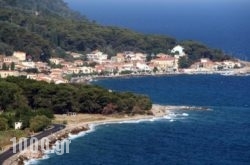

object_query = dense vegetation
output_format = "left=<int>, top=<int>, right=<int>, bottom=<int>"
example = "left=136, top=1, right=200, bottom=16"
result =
left=178, top=41, right=232, bottom=68
left=0, top=0, right=231, bottom=64
left=0, top=77, right=152, bottom=131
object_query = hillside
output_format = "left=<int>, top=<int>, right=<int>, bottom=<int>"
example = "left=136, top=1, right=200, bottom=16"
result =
left=0, top=0, right=231, bottom=64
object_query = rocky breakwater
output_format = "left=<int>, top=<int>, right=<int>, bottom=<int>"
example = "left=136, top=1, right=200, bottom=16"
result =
left=17, top=125, right=89, bottom=165
left=152, top=104, right=211, bottom=115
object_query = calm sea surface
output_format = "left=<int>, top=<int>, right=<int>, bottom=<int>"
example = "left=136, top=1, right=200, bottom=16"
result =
left=34, top=75, right=250, bottom=165
left=34, top=1, right=250, bottom=164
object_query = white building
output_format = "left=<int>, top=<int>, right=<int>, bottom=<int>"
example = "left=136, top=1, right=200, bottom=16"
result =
left=171, top=45, right=186, bottom=56
left=13, top=51, right=26, bottom=61
left=0, top=71, right=19, bottom=78
left=87, top=50, right=108, bottom=64
left=136, top=62, right=151, bottom=71
left=67, top=52, right=83, bottom=59
left=49, top=58, right=64, bottom=65
left=80, top=66, right=96, bottom=74
left=21, top=61, right=36, bottom=69
left=15, top=122, right=22, bottom=130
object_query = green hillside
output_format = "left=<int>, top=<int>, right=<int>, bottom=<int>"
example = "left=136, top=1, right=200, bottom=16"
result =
left=0, top=0, right=231, bottom=64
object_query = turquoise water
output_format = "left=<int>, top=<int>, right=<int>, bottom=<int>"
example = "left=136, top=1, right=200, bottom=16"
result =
left=34, top=75, right=250, bottom=165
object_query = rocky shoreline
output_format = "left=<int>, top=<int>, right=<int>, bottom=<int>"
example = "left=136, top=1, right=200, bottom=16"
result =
left=20, top=126, right=89, bottom=165
left=3, top=104, right=210, bottom=165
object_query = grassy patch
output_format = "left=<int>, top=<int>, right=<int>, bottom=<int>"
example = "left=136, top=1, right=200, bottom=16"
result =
left=0, top=130, right=28, bottom=151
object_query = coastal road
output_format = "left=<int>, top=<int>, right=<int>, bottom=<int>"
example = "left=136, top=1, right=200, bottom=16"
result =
left=0, top=124, right=65, bottom=165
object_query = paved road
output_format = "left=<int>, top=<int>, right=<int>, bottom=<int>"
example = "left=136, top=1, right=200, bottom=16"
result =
left=0, top=124, right=65, bottom=164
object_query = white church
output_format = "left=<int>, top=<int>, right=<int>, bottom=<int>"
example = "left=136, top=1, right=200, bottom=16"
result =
left=171, top=45, right=186, bottom=57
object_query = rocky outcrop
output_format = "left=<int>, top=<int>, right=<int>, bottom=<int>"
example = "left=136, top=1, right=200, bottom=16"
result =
left=17, top=125, right=89, bottom=165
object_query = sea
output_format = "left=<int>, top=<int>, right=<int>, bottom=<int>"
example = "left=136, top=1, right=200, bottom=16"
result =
left=30, top=1, right=250, bottom=164
left=30, top=75, right=250, bottom=165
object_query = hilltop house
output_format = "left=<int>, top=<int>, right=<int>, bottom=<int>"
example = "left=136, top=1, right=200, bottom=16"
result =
left=171, top=45, right=186, bottom=56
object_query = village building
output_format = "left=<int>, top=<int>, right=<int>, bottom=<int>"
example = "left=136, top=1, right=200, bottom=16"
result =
left=80, top=66, right=96, bottom=74
left=13, top=51, right=26, bottom=61
left=151, top=55, right=175, bottom=71
left=0, top=70, right=19, bottom=78
left=87, top=50, right=108, bottom=64
left=61, top=61, right=74, bottom=68
left=15, top=64, right=27, bottom=71
left=50, top=68, right=63, bottom=77
left=103, top=65, right=116, bottom=74
left=95, top=65, right=106, bottom=73
left=74, top=60, right=84, bottom=67
left=3, top=56, right=19, bottom=65
left=171, top=45, right=186, bottom=56
left=135, top=53, right=147, bottom=62
left=27, top=74, right=38, bottom=80
left=123, top=52, right=147, bottom=62
left=49, top=58, right=64, bottom=65
left=53, top=78, right=69, bottom=84
left=111, top=53, right=125, bottom=63
left=120, top=63, right=134, bottom=72
left=67, top=51, right=83, bottom=59
left=35, top=62, right=50, bottom=72
left=190, top=58, right=215, bottom=71
left=21, top=61, right=36, bottom=69
left=67, top=67, right=81, bottom=74
left=15, top=122, right=22, bottom=130
left=136, top=62, right=151, bottom=72
left=35, top=73, right=52, bottom=83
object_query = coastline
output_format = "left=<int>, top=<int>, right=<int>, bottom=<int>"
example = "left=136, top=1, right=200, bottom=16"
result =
left=2, top=104, right=210, bottom=165
left=71, top=63, right=250, bottom=84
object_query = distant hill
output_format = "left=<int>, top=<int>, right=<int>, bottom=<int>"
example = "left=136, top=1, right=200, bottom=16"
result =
left=0, top=0, right=231, bottom=64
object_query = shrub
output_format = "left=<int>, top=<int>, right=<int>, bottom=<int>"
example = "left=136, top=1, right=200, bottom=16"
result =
left=0, top=117, right=8, bottom=131
left=30, top=115, right=51, bottom=132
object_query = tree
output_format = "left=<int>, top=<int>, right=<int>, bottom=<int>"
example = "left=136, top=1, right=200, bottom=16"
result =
left=2, top=63, right=8, bottom=70
left=36, top=109, right=54, bottom=119
left=0, top=77, right=152, bottom=117
left=153, top=67, right=158, bottom=73
left=178, top=56, right=191, bottom=68
left=10, top=62, right=15, bottom=71
left=29, top=115, right=51, bottom=132
left=0, top=81, right=25, bottom=110
left=146, top=54, right=152, bottom=62
left=0, top=117, right=8, bottom=131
